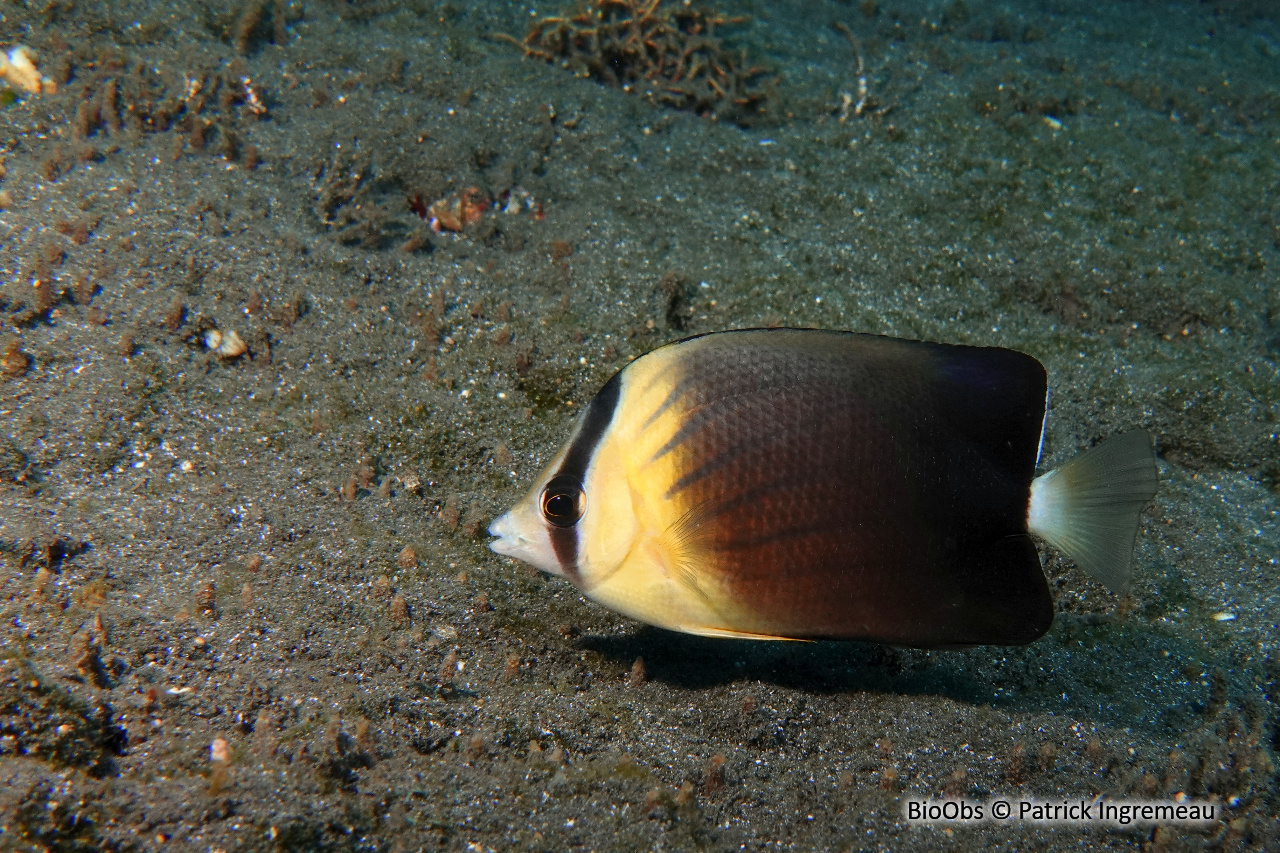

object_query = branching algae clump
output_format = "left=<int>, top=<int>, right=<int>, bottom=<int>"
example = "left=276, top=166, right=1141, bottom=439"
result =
left=505, top=0, right=774, bottom=124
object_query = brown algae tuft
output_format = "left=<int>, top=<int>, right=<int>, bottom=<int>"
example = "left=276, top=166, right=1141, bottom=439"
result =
left=506, top=0, right=773, bottom=123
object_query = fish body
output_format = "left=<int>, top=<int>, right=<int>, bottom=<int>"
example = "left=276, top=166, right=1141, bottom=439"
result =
left=489, top=329, right=1158, bottom=648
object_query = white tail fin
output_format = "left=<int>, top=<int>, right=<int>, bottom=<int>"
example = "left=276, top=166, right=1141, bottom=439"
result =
left=1027, top=430, right=1158, bottom=594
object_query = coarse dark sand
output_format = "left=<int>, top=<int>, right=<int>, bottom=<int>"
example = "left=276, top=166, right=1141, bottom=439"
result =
left=1, top=0, right=1277, bottom=850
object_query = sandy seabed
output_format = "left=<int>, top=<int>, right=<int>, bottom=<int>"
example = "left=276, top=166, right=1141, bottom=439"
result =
left=1, top=0, right=1278, bottom=850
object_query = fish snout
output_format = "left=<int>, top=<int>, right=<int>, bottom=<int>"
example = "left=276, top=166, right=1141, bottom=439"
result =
left=488, top=512, right=520, bottom=556
left=486, top=507, right=564, bottom=576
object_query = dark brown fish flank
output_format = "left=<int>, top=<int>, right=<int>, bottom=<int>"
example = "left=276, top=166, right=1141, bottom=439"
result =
left=670, top=384, right=917, bottom=548
left=650, top=329, right=1050, bottom=644
left=688, top=409, right=918, bottom=555
left=670, top=471, right=864, bottom=553
left=648, top=332, right=905, bottom=485
left=668, top=342, right=916, bottom=485
left=645, top=331, right=834, bottom=422
left=697, top=415, right=938, bottom=636
left=638, top=371, right=700, bottom=434
left=639, top=346, right=803, bottom=439
left=659, top=381, right=852, bottom=498
left=651, top=381, right=796, bottom=474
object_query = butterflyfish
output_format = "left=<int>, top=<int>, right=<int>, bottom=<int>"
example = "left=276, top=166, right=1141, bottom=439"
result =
left=488, top=329, right=1158, bottom=647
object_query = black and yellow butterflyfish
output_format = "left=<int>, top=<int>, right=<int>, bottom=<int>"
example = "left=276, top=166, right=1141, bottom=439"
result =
left=489, top=328, right=1158, bottom=648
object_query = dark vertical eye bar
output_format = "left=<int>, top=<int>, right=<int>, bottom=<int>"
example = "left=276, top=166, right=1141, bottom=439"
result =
left=545, top=369, right=623, bottom=580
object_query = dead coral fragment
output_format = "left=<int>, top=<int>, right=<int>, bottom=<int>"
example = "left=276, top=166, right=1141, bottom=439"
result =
left=415, top=187, right=490, bottom=233
left=1, top=46, right=57, bottom=94
left=204, top=329, right=248, bottom=359
left=511, top=0, right=772, bottom=122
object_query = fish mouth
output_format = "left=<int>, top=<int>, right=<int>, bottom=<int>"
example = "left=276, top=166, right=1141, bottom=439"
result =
left=487, top=513, right=518, bottom=556
left=487, top=509, right=563, bottom=576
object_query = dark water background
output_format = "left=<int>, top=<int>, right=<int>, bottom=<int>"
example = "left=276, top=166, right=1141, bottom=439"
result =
left=0, top=0, right=1277, bottom=850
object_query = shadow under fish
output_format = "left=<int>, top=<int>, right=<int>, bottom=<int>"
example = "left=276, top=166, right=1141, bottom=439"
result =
left=490, top=328, right=1159, bottom=649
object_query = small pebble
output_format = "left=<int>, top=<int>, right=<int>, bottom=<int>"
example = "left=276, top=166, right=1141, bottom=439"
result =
left=439, top=649, right=458, bottom=683
left=702, top=754, right=726, bottom=795
left=629, top=656, right=646, bottom=688
left=195, top=581, right=216, bottom=616
left=390, top=594, right=409, bottom=623
left=1038, top=742, right=1058, bottom=771
left=439, top=495, right=460, bottom=529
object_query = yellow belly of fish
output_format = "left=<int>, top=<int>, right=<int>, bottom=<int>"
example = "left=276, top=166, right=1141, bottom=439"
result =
left=574, top=341, right=810, bottom=641
left=582, top=536, right=795, bottom=641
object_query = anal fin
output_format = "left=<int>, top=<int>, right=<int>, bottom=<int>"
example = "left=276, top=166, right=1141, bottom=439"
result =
left=676, top=625, right=812, bottom=642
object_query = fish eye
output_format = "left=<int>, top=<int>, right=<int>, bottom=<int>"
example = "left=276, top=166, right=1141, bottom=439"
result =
left=540, top=476, right=585, bottom=527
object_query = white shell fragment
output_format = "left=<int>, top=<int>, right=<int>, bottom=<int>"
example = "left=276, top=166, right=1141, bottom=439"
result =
left=1211, top=612, right=1237, bottom=622
left=0, top=46, right=57, bottom=94
left=204, top=329, right=248, bottom=359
